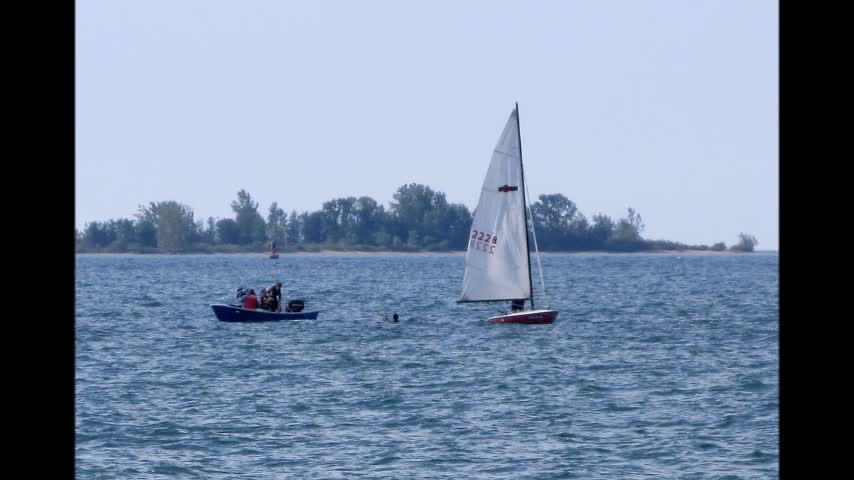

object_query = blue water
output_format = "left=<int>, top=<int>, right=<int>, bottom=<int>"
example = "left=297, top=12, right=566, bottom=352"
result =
left=76, top=252, right=778, bottom=479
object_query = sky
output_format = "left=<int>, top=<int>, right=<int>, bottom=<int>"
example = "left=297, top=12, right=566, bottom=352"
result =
left=76, top=0, right=778, bottom=250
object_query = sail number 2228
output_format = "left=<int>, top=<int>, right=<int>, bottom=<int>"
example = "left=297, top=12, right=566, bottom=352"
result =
left=470, top=229, right=497, bottom=254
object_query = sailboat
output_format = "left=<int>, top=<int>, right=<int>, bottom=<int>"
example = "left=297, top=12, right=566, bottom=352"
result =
left=457, top=103, right=559, bottom=324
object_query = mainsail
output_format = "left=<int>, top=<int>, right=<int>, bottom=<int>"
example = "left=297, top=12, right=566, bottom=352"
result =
left=459, top=107, right=531, bottom=302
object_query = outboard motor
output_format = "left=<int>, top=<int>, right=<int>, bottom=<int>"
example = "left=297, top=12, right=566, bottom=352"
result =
left=287, top=299, right=305, bottom=312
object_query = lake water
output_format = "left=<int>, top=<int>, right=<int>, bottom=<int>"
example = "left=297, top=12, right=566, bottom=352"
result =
left=76, top=252, right=778, bottom=479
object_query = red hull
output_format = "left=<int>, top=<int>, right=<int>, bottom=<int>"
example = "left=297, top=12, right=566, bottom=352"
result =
left=487, top=309, right=559, bottom=324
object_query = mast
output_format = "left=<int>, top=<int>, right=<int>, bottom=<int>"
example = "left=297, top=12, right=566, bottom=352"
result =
left=515, top=102, right=535, bottom=310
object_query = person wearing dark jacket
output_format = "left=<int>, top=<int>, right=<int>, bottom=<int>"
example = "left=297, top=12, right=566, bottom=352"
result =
left=269, top=281, right=284, bottom=312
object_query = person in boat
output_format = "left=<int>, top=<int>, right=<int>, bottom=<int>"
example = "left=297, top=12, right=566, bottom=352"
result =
left=258, top=288, right=271, bottom=310
left=261, top=289, right=278, bottom=312
left=268, top=281, right=283, bottom=312
left=234, top=287, right=248, bottom=307
left=510, top=299, right=525, bottom=312
left=243, top=289, right=259, bottom=310
left=265, top=289, right=279, bottom=312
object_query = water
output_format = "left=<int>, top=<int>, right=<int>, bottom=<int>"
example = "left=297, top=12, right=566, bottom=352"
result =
left=76, top=252, right=778, bottom=479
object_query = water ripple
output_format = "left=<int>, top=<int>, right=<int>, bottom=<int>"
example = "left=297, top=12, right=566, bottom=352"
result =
left=76, top=252, right=778, bottom=478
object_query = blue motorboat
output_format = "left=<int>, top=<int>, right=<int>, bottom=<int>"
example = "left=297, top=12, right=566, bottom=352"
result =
left=211, top=301, right=320, bottom=322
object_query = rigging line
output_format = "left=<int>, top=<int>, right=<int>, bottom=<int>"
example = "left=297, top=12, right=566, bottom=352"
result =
left=524, top=178, right=549, bottom=308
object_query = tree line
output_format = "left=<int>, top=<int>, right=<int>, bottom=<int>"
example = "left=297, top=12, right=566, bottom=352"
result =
left=76, top=184, right=758, bottom=253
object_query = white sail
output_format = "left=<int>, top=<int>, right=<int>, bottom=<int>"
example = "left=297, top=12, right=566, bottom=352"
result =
left=459, top=108, right=531, bottom=302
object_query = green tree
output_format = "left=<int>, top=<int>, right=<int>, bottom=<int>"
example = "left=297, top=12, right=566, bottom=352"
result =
left=206, top=217, right=217, bottom=244
left=444, top=203, right=473, bottom=250
left=530, top=194, right=585, bottom=249
left=422, top=191, right=449, bottom=241
left=81, top=221, right=114, bottom=249
left=389, top=183, right=460, bottom=247
left=186, top=219, right=203, bottom=245
left=266, top=202, right=287, bottom=246
left=389, top=183, right=437, bottom=243
left=730, top=233, right=758, bottom=252
left=286, top=210, right=302, bottom=244
left=136, top=220, right=157, bottom=248
left=108, top=218, right=136, bottom=251
left=302, top=211, right=325, bottom=243
left=231, top=189, right=266, bottom=245
left=215, top=218, right=240, bottom=244
left=613, top=206, right=645, bottom=242
left=588, top=214, right=615, bottom=245
left=320, top=197, right=357, bottom=243
left=531, top=194, right=578, bottom=231
left=351, top=196, right=384, bottom=245
left=136, top=201, right=196, bottom=252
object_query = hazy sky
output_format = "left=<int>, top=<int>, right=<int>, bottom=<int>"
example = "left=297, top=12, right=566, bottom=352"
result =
left=76, top=0, right=778, bottom=249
